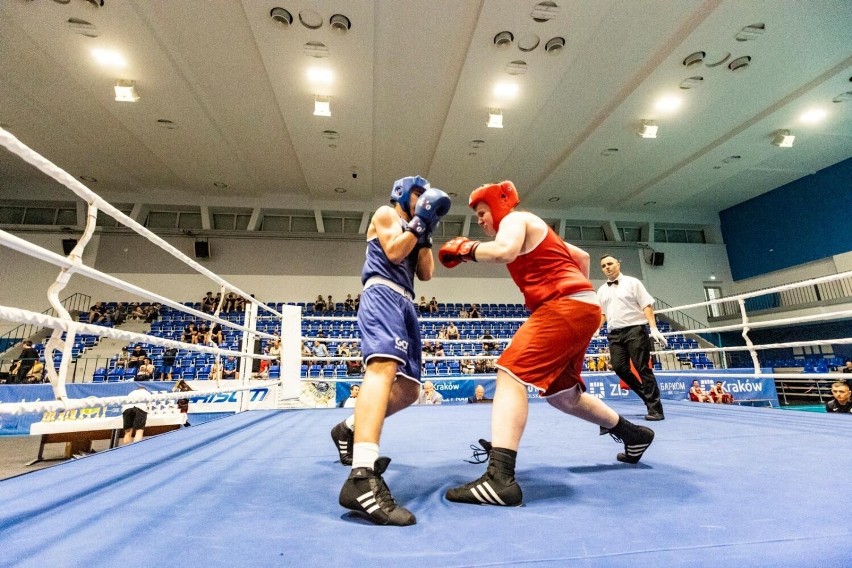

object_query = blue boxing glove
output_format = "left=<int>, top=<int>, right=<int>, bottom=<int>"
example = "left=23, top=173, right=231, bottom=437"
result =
left=407, top=188, right=451, bottom=238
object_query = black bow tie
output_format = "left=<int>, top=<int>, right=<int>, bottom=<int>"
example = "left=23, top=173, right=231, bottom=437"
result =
left=607, top=280, right=618, bottom=286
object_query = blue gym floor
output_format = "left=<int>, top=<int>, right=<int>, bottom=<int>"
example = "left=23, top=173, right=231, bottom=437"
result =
left=0, top=400, right=848, bottom=567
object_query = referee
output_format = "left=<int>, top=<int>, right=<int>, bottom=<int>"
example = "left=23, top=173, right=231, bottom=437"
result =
left=597, top=255, right=667, bottom=421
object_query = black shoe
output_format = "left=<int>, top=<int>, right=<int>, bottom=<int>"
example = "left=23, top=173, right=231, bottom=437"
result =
left=608, top=418, right=655, bottom=464
left=644, top=412, right=665, bottom=421
left=331, top=420, right=354, bottom=465
left=339, top=457, right=416, bottom=526
left=445, top=464, right=523, bottom=506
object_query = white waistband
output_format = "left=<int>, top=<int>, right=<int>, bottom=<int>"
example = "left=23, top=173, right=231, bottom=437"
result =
left=363, top=276, right=414, bottom=301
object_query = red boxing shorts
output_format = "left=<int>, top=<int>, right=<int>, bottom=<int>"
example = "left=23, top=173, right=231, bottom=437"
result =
left=496, top=296, right=601, bottom=397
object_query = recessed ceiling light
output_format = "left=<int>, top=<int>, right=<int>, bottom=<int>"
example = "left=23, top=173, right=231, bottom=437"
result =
left=329, top=14, right=351, bottom=34
left=800, top=109, right=827, bottom=123
left=544, top=37, right=565, bottom=55
left=334, top=187, right=347, bottom=194
left=682, top=51, right=705, bottom=67
left=654, top=96, right=682, bottom=112
left=80, top=176, right=98, bottom=183
left=493, top=31, right=514, bottom=50
left=270, top=7, right=293, bottom=27
left=728, top=56, right=751, bottom=72
left=114, top=79, right=139, bottom=102
left=307, top=67, right=333, bottom=85
left=213, top=182, right=229, bottom=188
left=92, top=48, right=126, bottom=67
left=548, top=197, right=560, bottom=202
left=493, top=82, right=519, bottom=98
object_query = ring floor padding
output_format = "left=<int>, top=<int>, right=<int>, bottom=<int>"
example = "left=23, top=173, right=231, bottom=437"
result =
left=0, top=401, right=848, bottom=567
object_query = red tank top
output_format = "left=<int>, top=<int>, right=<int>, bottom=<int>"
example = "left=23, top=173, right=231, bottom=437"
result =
left=507, top=226, right=594, bottom=312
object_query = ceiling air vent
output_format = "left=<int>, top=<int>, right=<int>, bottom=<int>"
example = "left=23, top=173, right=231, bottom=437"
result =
left=682, top=51, right=705, bottom=67
left=735, top=23, right=765, bottom=42
left=505, top=60, right=528, bottom=75
left=329, top=14, right=351, bottom=34
left=493, top=31, right=513, bottom=50
left=545, top=37, right=565, bottom=55
left=728, top=56, right=751, bottom=72
left=270, top=8, right=293, bottom=28
left=304, top=42, right=329, bottom=58
left=832, top=91, right=852, bottom=103
left=66, top=18, right=99, bottom=38
left=468, top=140, right=485, bottom=149
left=679, top=76, right=704, bottom=89
left=531, top=1, right=560, bottom=23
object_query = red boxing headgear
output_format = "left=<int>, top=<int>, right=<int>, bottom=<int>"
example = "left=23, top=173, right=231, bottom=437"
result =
left=468, top=181, right=519, bottom=230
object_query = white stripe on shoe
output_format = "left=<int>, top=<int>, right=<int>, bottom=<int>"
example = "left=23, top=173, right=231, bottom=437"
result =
left=625, top=443, right=651, bottom=456
left=357, top=491, right=380, bottom=514
left=469, top=481, right=507, bottom=506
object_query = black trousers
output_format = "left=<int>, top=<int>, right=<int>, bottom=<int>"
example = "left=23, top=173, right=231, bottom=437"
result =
left=608, top=325, right=664, bottom=415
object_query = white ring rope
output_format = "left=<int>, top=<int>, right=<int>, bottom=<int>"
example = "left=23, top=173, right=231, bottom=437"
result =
left=0, top=127, right=281, bottom=319
left=0, top=229, right=279, bottom=341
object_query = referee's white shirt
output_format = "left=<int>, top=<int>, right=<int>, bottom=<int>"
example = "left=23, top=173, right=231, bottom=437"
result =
left=597, top=274, right=654, bottom=331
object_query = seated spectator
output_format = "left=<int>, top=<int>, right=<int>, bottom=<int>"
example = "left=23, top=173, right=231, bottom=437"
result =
left=208, top=361, right=224, bottom=381
left=468, top=384, right=492, bottom=403
left=422, top=341, right=435, bottom=356
left=116, top=347, right=131, bottom=370
left=418, top=381, right=443, bottom=405
left=428, top=296, right=439, bottom=314
left=222, top=356, right=239, bottom=380
left=197, top=322, right=209, bottom=340
left=182, top=323, right=197, bottom=344
left=433, top=343, right=445, bottom=358
left=437, top=325, right=448, bottom=340
left=88, top=302, right=107, bottom=324
left=135, top=358, right=155, bottom=381
left=826, top=380, right=852, bottom=413
left=213, top=292, right=223, bottom=311
left=267, top=337, right=282, bottom=361
left=112, top=302, right=128, bottom=325
left=313, top=340, right=329, bottom=359
left=842, top=360, right=852, bottom=374
left=689, top=379, right=713, bottom=403
left=459, top=307, right=469, bottom=319
left=710, top=381, right=733, bottom=404
left=144, top=303, right=161, bottom=323
left=469, top=304, right=481, bottom=319
left=337, top=342, right=352, bottom=358
left=446, top=322, right=460, bottom=340
left=208, top=322, right=224, bottom=345
left=481, top=329, right=496, bottom=353
left=460, top=353, right=475, bottom=375
left=353, top=294, right=360, bottom=312
left=25, top=360, right=45, bottom=384
left=301, top=342, right=313, bottom=361
left=340, top=384, right=360, bottom=408
left=130, top=303, right=145, bottom=320
left=224, top=292, right=238, bottom=312
left=346, top=358, right=363, bottom=376
left=201, top=291, right=216, bottom=314
left=127, top=345, right=148, bottom=369
left=343, top=294, right=356, bottom=312
left=326, top=295, right=335, bottom=312
left=595, top=356, right=609, bottom=372
left=419, top=296, right=429, bottom=314
left=234, top=295, right=247, bottom=312
left=475, top=359, right=489, bottom=374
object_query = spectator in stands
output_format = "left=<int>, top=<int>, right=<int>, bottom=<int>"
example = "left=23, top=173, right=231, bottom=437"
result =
left=144, top=303, right=161, bottom=324
left=598, top=254, right=667, bottom=421
left=197, top=321, right=209, bottom=342
left=340, top=384, right=360, bottom=408
left=234, top=295, right=247, bottom=312
left=222, top=356, right=239, bottom=380
left=826, top=380, right=852, bottom=413
left=208, top=360, right=223, bottom=381
left=422, top=341, right=435, bottom=357
left=326, top=295, right=335, bottom=312
left=437, top=325, right=448, bottom=340
left=208, top=322, right=224, bottom=345
left=468, top=384, right=492, bottom=403
left=689, top=380, right=714, bottom=403
left=343, top=294, right=356, bottom=312
left=475, top=358, right=489, bottom=374
left=25, top=360, right=45, bottom=384
left=14, top=340, right=40, bottom=384
left=429, top=297, right=439, bottom=314
left=201, top=291, right=216, bottom=314
left=446, top=322, right=460, bottom=340
left=710, top=381, right=733, bottom=404
left=433, top=342, right=445, bottom=358
left=842, top=360, right=852, bottom=374
left=481, top=329, right=496, bottom=353
left=161, top=347, right=177, bottom=378
left=595, top=356, right=609, bottom=372
left=346, top=357, right=363, bottom=376
left=313, top=340, right=329, bottom=359
left=112, top=302, right=128, bottom=325
left=88, top=303, right=107, bottom=324
left=130, top=303, right=146, bottom=320
left=121, top=385, right=149, bottom=445
left=268, top=337, right=282, bottom=361
left=135, top=358, right=155, bottom=381
left=353, top=293, right=360, bottom=312
left=419, top=296, right=429, bottom=313
left=418, top=381, right=443, bottom=405
left=213, top=292, right=223, bottom=311
left=301, top=341, right=313, bottom=361
left=459, top=306, right=469, bottom=319
left=469, top=304, right=481, bottom=318
left=338, top=342, right=352, bottom=359
left=127, top=345, right=148, bottom=369
left=461, top=353, right=475, bottom=375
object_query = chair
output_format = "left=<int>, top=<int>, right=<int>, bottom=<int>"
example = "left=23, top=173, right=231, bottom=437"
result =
left=92, top=367, right=107, bottom=383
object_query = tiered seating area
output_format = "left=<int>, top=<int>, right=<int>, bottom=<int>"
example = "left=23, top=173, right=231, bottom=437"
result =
left=83, top=299, right=714, bottom=382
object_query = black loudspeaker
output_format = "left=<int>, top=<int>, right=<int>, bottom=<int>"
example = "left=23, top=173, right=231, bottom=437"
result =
left=194, top=240, right=210, bottom=259
left=651, top=252, right=665, bottom=266
left=62, top=238, right=77, bottom=255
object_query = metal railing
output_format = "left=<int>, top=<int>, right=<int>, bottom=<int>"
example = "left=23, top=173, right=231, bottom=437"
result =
left=0, top=292, right=91, bottom=355
left=710, top=274, right=852, bottom=320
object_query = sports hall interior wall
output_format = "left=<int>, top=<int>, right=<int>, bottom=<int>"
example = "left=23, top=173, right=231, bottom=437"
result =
left=720, top=157, right=852, bottom=281
left=0, top=230, right=734, bottom=333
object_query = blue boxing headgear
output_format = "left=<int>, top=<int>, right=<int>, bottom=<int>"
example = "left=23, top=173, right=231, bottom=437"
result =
left=390, top=175, right=430, bottom=217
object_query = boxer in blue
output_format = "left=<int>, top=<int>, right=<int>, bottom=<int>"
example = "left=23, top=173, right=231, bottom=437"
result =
left=332, top=175, right=450, bottom=526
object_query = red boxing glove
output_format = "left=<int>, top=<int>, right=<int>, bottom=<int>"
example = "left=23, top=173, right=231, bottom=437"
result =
left=439, top=237, right=480, bottom=268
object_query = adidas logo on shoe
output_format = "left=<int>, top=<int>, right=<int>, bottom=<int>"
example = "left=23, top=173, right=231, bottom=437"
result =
left=339, top=457, right=416, bottom=526
left=445, top=468, right=523, bottom=507
left=330, top=420, right=354, bottom=466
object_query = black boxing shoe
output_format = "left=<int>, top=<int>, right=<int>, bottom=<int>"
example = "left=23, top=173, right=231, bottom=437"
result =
left=339, top=457, right=416, bottom=526
left=445, top=463, right=523, bottom=506
left=330, top=420, right=354, bottom=465
left=607, top=416, right=655, bottom=464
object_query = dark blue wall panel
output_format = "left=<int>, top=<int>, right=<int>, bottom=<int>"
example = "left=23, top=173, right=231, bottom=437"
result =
left=720, top=157, right=852, bottom=280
